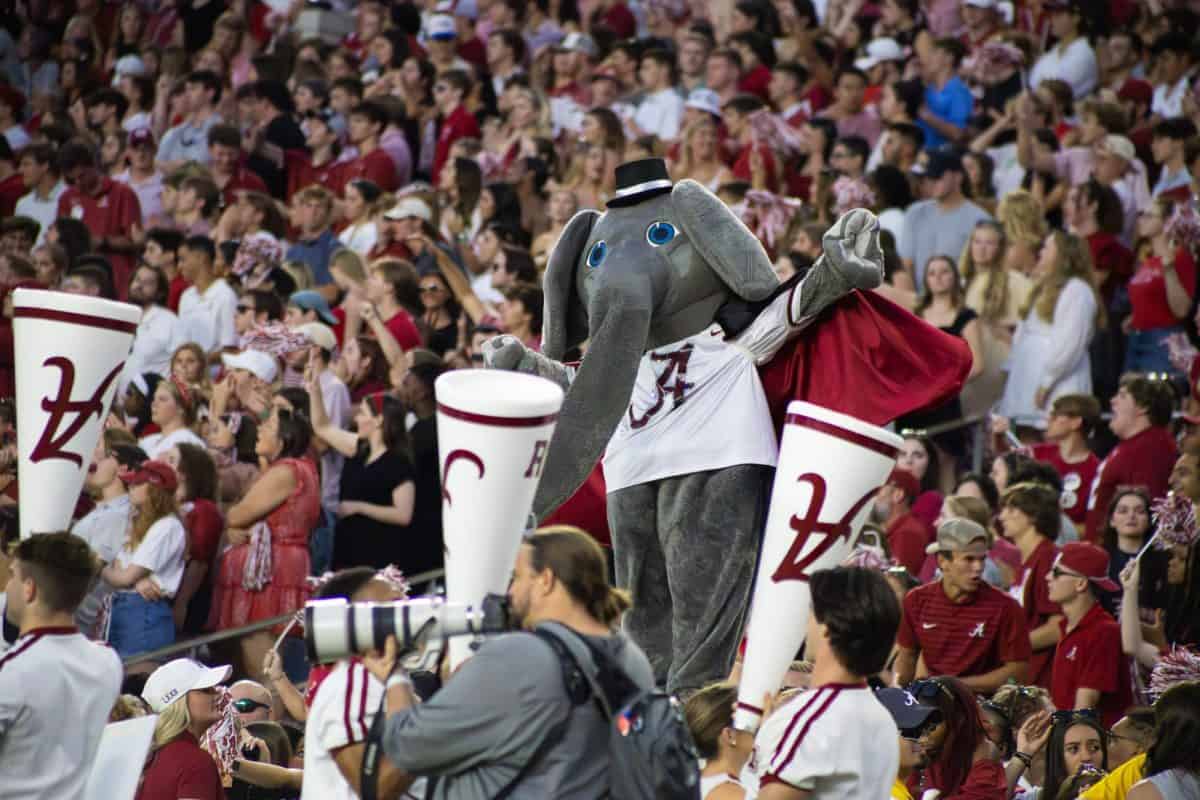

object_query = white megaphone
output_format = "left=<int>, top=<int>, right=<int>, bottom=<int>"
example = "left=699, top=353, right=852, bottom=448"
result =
left=13, top=289, right=141, bottom=539
left=435, top=370, right=564, bottom=666
left=733, top=401, right=901, bottom=732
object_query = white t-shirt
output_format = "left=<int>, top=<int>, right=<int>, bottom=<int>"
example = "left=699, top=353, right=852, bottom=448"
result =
left=139, top=426, right=207, bottom=460
left=71, top=494, right=133, bottom=635
left=744, top=685, right=899, bottom=798
left=1028, top=37, right=1098, bottom=99
left=0, top=594, right=14, bottom=658
left=302, top=660, right=426, bottom=800
left=337, top=221, right=379, bottom=256
left=603, top=323, right=778, bottom=493
left=178, top=277, right=238, bottom=353
left=14, top=181, right=67, bottom=247
left=0, top=628, right=122, bottom=799
left=633, top=88, right=685, bottom=141
left=121, top=304, right=186, bottom=394
left=113, top=514, right=187, bottom=596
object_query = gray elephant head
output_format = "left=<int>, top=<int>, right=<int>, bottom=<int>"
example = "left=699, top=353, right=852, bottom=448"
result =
left=532, top=158, right=778, bottom=518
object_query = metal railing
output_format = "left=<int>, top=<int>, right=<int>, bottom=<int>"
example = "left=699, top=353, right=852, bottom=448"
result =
left=123, top=567, right=446, bottom=666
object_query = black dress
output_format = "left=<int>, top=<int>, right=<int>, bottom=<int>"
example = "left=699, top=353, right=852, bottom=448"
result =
left=896, top=308, right=978, bottom=459
left=332, top=447, right=416, bottom=571
left=407, top=416, right=445, bottom=579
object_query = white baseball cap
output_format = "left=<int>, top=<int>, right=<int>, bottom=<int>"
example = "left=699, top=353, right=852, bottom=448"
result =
left=557, top=32, right=597, bottom=58
left=964, top=0, right=997, bottom=7
left=297, top=321, right=337, bottom=351
left=1097, top=134, right=1136, bottom=164
left=222, top=349, right=279, bottom=383
left=111, top=54, right=147, bottom=87
left=384, top=196, right=433, bottom=222
left=142, top=659, right=232, bottom=713
left=854, top=38, right=905, bottom=72
left=428, top=14, right=457, bottom=40
left=684, top=88, right=722, bottom=117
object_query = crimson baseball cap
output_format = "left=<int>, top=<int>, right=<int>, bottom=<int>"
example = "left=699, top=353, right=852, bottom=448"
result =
left=129, top=127, right=156, bottom=149
left=1054, top=543, right=1120, bottom=593
left=118, top=460, right=178, bottom=492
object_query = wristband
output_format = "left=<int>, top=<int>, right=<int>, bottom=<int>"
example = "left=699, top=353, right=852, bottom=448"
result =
left=385, top=673, right=412, bottom=690
left=1014, top=751, right=1033, bottom=769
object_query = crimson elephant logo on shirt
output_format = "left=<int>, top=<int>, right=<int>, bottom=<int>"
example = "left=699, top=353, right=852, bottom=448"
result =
left=441, top=449, right=485, bottom=506
left=771, top=473, right=879, bottom=583
left=29, top=358, right=123, bottom=467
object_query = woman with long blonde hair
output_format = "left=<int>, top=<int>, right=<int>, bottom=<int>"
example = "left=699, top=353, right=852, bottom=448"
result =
left=996, top=190, right=1048, bottom=277
left=670, top=117, right=734, bottom=191
left=101, top=462, right=187, bottom=661
left=998, top=231, right=1103, bottom=431
left=959, top=220, right=1033, bottom=417
left=137, top=658, right=229, bottom=793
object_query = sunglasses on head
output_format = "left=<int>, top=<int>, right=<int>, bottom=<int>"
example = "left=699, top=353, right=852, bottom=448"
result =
left=909, top=678, right=954, bottom=704
left=232, top=698, right=271, bottom=714
left=1051, top=708, right=1099, bottom=726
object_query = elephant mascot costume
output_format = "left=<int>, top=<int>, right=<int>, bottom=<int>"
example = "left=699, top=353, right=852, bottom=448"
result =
left=487, top=158, right=970, bottom=692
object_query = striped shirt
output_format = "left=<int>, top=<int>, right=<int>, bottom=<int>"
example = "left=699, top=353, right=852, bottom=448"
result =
left=746, top=684, right=899, bottom=798
left=0, top=627, right=122, bottom=799
left=897, top=581, right=1032, bottom=679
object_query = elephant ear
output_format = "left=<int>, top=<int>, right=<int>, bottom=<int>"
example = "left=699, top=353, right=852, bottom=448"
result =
left=671, top=179, right=777, bottom=302
left=542, top=209, right=601, bottom=360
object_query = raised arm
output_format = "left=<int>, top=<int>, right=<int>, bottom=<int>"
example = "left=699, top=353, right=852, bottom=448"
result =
left=226, top=463, right=298, bottom=530
left=306, top=361, right=360, bottom=458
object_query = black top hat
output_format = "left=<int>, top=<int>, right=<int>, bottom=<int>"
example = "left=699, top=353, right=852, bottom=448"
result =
left=607, top=158, right=674, bottom=208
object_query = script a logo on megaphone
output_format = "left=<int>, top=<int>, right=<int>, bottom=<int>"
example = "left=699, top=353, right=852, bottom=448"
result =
left=29, top=358, right=123, bottom=467
left=771, top=473, right=879, bottom=583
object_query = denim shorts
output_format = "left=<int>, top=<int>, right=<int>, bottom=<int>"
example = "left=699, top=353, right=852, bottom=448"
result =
left=108, top=592, right=175, bottom=660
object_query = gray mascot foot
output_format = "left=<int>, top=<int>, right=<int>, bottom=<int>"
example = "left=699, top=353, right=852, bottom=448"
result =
left=481, top=335, right=572, bottom=391
left=790, top=209, right=884, bottom=322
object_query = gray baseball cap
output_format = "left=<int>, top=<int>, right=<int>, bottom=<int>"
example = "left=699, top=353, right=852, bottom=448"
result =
left=925, top=518, right=990, bottom=555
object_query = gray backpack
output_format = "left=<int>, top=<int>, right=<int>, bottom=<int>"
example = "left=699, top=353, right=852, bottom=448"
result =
left=531, top=623, right=701, bottom=800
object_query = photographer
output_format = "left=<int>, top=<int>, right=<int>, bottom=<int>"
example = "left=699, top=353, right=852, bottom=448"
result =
left=302, top=567, right=419, bottom=800
left=362, top=525, right=654, bottom=798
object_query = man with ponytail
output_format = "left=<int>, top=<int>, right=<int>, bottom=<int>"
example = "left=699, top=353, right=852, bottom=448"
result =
left=363, top=525, right=654, bottom=799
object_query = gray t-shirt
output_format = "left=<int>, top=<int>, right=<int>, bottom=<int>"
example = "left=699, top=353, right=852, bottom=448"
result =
left=1148, top=767, right=1200, bottom=799
left=383, top=626, right=654, bottom=800
left=899, top=198, right=993, bottom=290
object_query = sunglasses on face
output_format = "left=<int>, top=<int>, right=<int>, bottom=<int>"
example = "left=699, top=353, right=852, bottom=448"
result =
left=233, top=698, right=271, bottom=714
left=419, top=285, right=443, bottom=293
left=910, top=678, right=954, bottom=705
left=1051, top=566, right=1085, bottom=580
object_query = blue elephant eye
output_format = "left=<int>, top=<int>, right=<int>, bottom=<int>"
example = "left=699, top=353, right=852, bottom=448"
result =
left=586, top=240, right=607, bottom=268
left=646, top=221, right=676, bottom=247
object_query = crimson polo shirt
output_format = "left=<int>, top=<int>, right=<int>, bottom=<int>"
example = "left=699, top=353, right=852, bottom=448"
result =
left=432, top=105, right=482, bottom=185
left=1016, top=537, right=1062, bottom=688
left=1085, top=426, right=1176, bottom=542
left=1051, top=602, right=1132, bottom=728
left=339, top=148, right=400, bottom=193
left=134, top=731, right=223, bottom=800
left=898, top=580, right=1032, bottom=681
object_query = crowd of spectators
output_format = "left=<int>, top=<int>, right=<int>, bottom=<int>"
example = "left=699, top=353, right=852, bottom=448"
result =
left=2, top=0, right=1200, bottom=797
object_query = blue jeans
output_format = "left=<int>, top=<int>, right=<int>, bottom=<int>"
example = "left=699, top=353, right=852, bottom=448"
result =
left=310, top=508, right=336, bottom=576
left=1124, top=325, right=1185, bottom=378
left=108, top=592, right=174, bottom=660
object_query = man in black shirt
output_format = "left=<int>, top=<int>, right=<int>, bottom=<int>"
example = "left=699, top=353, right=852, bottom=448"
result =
left=242, top=80, right=307, bottom=199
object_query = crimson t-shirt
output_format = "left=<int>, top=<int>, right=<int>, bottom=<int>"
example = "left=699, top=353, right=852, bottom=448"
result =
left=433, top=105, right=481, bottom=185
left=1129, top=248, right=1197, bottom=331
left=887, top=511, right=932, bottom=576
left=1051, top=602, right=1132, bottom=728
left=1015, top=537, right=1061, bottom=688
left=339, top=148, right=399, bottom=193
left=58, top=177, right=143, bottom=299
left=898, top=580, right=1032, bottom=680
left=134, top=733, right=223, bottom=800
left=1085, top=426, right=1177, bottom=542
left=1030, top=443, right=1099, bottom=525
left=218, top=167, right=268, bottom=210
left=384, top=309, right=422, bottom=352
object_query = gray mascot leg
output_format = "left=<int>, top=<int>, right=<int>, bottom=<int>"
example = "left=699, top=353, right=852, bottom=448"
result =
left=610, top=464, right=772, bottom=694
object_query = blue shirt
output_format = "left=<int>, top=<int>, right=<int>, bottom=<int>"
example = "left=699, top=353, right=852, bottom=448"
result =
left=920, top=76, right=973, bottom=149
left=286, top=229, right=339, bottom=286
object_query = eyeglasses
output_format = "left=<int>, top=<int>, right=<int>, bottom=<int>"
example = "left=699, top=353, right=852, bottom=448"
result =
left=1051, top=566, right=1085, bottom=580
left=433, top=84, right=449, bottom=93
left=419, top=285, right=443, bottom=293
left=1050, top=708, right=1099, bottom=726
left=232, top=698, right=271, bottom=714
left=1106, top=729, right=1139, bottom=746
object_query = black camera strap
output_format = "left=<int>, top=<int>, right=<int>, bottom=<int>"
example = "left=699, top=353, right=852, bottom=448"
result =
left=360, top=663, right=394, bottom=800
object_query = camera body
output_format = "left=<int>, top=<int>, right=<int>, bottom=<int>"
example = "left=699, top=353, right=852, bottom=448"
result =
left=305, top=593, right=513, bottom=664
